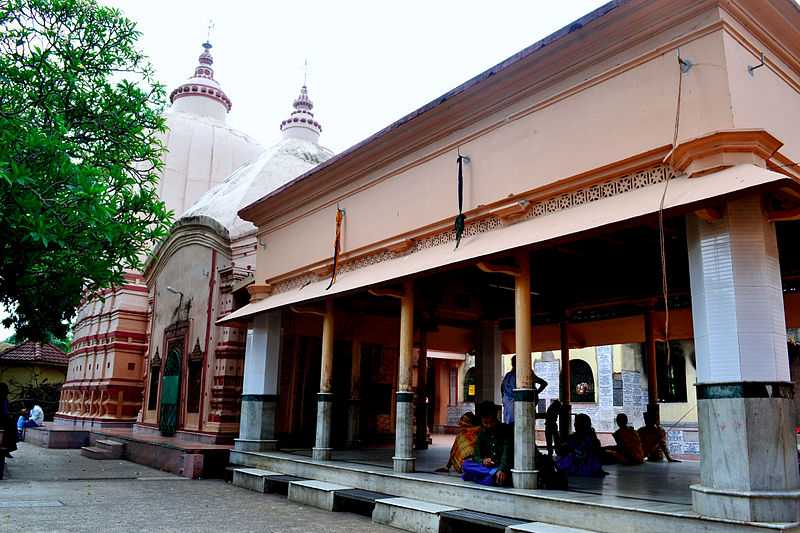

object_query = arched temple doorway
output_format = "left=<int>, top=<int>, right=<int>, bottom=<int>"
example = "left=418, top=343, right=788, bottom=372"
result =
left=159, top=344, right=182, bottom=436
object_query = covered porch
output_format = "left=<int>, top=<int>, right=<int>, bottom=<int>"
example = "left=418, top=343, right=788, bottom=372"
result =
left=222, top=152, right=800, bottom=528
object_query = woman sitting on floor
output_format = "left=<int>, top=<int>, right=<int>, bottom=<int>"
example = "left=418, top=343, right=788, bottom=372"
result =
left=461, top=401, right=513, bottom=486
left=556, top=413, right=606, bottom=477
left=436, top=411, right=480, bottom=474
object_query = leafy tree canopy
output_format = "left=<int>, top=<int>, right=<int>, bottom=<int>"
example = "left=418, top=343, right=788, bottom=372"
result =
left=0, top=0, right=172, bottom=340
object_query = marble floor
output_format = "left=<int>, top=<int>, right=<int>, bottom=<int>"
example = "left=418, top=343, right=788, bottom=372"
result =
left=286, top=434, right=699, bottom=506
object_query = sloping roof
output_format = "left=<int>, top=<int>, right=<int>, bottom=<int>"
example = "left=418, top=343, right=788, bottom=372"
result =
left=0, top=341, right=68, bottom=367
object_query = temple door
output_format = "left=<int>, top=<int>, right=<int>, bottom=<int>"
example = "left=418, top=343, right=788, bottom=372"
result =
left=159, top=346, right=181, bottom=436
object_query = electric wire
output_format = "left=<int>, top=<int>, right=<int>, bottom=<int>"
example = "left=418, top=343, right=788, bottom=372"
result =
left=657, top=51, right=684, bottom=367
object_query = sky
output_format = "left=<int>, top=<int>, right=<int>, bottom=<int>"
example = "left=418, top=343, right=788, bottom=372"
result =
left=1, top=0, right=609, bottom=343
left=102, top=0, right=608, bottom=153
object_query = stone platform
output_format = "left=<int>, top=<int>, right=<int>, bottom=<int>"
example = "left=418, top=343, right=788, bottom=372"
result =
left=230, top=449, right=800, bottom=533
left=24, top=425, right=90, bottom=449
left=89, top=428, right=231, bottom=479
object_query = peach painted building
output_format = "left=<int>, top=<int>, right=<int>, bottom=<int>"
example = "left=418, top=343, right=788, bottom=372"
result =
left=224, top=0, right=800, bottom=526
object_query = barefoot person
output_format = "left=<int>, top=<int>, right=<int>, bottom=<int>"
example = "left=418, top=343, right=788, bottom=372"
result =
left=461, top=401, right=513, bottom=486
left=436, top=412, right=480, bottom=474
left=638, top=411, right=680, bottom=463
left=604, top=413, right=645, bottom=465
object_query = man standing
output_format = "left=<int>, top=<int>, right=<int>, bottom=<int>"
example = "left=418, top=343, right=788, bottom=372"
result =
left=462, top=401, right=513, bottom=486
left=501, top=355, right=548, bottom=424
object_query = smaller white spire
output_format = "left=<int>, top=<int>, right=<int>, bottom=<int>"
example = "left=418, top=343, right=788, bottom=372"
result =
left=280, top=85, right=322, bottom=143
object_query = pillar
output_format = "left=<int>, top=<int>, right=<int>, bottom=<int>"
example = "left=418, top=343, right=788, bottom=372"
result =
left=346, top=339, right=362, bottom=449
left=394, top=279, right=415, bottom=473
left=415, top=332, right=429, bottom=450
left=313, top=298, right=335, bottom=461
left=476, top=320, right=503, bottom=405
left=512, top=252, right=537, bottom=489
left=644, top=310, right=660, bottom=423
left=235, top=311, right=282, bottom=452
left=559, top=320, right=572, bottom=441
left=687, top=194, right=799, bottom=523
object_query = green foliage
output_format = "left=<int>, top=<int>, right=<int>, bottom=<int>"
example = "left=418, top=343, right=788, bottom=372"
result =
left=7, top=368, right=61, bottom=420
left=0, top=0, right=172, bottom=340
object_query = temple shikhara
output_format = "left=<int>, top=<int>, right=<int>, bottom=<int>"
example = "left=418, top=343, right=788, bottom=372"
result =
left=37, top=0, right=800, bottom=530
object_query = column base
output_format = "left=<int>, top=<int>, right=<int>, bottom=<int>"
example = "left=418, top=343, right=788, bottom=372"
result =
left=513, top=389, right=537, bottom=483
left=394, top=392, right=415, bottom=473
left=393, top=456, right=415, bottom=473
left=511, top=469, right=538, bottom=489
left=694, top=384, right=799, bottom=523
left=691, top=484, right=800, bottom=524
left=312, top=447, right=333, bottom=461
left=234, top=438, right=278, bottom=452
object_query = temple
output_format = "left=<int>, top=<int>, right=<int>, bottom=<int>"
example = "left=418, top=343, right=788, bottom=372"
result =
left=55, top=42, right=263, bottom=429
left=220, top=0, right=800, bottom=528
left=135, top=86, right=333, bottom=443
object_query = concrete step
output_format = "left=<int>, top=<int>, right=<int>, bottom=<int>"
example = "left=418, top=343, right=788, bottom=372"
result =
left=95, top=439, right=125, bottom=459
left=231, top=468, right=283, bottom=493
left=288, top=480, right=353, bottom=511
left=333, top=488, right=394, bottom=517
left=372, top=497, right=461, bottom=533
left=80, top=445, right=114, bottom=460
left=440, top=509, right=529, bottom=532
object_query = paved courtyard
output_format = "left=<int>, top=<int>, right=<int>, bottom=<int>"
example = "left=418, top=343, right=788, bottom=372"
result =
left=1, top=442, right=396, bottom=532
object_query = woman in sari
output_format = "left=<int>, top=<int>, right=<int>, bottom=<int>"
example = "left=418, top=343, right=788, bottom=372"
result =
left=556, top=413, right=606, bottom=477
left=436, top=412, right=480, bottom=474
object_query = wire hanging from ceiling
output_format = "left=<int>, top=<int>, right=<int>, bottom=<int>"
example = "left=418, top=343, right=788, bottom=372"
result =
left=658, top=49, right=689, bottom=366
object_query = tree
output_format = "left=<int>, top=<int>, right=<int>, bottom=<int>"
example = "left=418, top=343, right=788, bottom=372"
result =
left=0, top=0, right=171, bottom=340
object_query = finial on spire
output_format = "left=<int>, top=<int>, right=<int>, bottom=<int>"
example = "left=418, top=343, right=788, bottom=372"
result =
left=206, top=19, right=215, bottom=46
left=303, top=58, right=309, bottom=87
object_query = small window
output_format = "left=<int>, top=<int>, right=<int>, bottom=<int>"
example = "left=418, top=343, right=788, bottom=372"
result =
left=147, top=366, right=160, bottom=411
left=612, top=372, right=623, bottom=406
left=186, top=360, right=203, bottom=413
left=449, top=367, right=458, bottom=405
left=127, top=362, right=135, bottom=371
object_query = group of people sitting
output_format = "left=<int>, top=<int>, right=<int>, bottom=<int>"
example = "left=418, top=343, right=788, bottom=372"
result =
left=438, top=399, right=679, bottom=488
left=555, top=411, right=679, bottom=478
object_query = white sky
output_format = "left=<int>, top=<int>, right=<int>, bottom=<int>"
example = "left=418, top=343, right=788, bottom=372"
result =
left=102, top=0, right=608, bottom=153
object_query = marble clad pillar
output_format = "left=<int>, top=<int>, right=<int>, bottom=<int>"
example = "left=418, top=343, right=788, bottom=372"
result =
left=313, top=298, right=335, bottom=461
left=476, top=320, right=503, bottom=405
left=512, top=252, right=538, bottom=489
left=687, top=194, right=799, bottom=523
left=394, top=279, right=416, bottom=473
left=345, top=339, right=362, bottom=449
left=235, top=311, right=282, bottom=452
